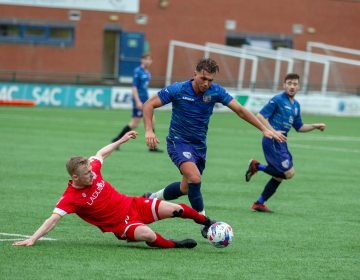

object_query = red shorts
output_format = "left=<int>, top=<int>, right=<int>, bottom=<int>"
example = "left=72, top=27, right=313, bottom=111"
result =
left=114, top=197, right=161, bottom=241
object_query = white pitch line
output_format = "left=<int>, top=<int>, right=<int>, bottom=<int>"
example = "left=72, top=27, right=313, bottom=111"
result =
left=291, top=144, right=360, bottom=154
left=0, top=239, right=27, bottom=242
left=292, top=135, right=360, bottom=142
left=0, top=232, right=56, bottom=241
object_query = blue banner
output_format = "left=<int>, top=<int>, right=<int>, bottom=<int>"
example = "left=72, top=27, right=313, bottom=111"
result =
left=0, top=82, right=112, bottom=108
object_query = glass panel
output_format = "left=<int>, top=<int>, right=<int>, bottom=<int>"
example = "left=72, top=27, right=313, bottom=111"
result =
left=49, top=28, right=71, bottom=40
left=0, top=25, right=20, bottom=37
left=24, top=26, right=46, bottom=37
left=272, top=39, right=292, bottom=49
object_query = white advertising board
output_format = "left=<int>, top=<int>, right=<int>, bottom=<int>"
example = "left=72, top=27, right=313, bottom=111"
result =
left=0, top=0, right=139, bottom=13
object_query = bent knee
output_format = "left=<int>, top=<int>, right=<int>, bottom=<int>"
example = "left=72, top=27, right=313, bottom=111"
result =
left=134, top=226, right=156, bottom=242
left=172, top=205, right=184, bottom=217
left=187, top=174, right=201, bottom=184
left=285, top=168, right=295, bottom=179
left=163, top=202, right=183, bottom=213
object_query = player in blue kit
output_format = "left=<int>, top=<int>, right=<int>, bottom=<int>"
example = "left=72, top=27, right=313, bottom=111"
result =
left=142, top=58, right=284, bottom=232
left=245, top=73, right=326, bottom=212
left=111, top=53, right=162, bottom=152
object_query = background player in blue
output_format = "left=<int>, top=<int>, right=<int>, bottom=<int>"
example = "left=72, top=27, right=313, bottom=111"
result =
left=111, top=53, right=162, bottom=152
left=142, top=58, right=284, bottom=231
left=245, top=73, right=326, bottom=213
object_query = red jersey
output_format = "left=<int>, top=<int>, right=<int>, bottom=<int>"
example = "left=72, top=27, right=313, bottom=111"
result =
left=53, top=157, right=134, bottom=233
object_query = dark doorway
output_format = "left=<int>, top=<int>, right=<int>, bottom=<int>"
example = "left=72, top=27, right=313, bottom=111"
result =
left=102, top=30, right=119, bottom=80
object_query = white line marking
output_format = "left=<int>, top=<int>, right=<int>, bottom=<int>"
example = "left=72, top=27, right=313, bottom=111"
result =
left=292, top=135, right=360, bottom=142
left=291, top=144, right=360, bottom=154
left=0, top=232, right=56, bottom=241
left=0, top=239, right=28, bottom=242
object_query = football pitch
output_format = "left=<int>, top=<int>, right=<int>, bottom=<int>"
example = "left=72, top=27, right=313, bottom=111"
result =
left=1, top=107, right=359, bottom=279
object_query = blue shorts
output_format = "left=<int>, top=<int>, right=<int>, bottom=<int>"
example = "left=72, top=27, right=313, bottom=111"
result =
left=131, top=97, right=148, bottom=118
left=132, top=107, right=143, bottom=118
left=262, top=137, right=293, bottom=173
left=167, top=138, right=207, bottom=174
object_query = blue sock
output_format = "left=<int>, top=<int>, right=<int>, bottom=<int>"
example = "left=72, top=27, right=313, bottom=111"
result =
left=187, top=182, right=204, bottom=212
left=257, top=163, right=266, bottom=171
left=257, top=195, right=266, bottom=204
left=163, top=182, right=183, bottom=200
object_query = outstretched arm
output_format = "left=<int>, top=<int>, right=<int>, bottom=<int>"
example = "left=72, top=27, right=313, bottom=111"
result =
left=12, top=213, right=62, bottom=246
left=143, top=95, right=163, bottom=149
left=95, top=131, right=138, bottom=161
left=298, top=123, right=326, bottom=133
left=227, top=99, right=286, bottom=142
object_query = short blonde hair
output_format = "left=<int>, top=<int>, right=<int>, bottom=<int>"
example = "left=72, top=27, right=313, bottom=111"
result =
left=66, top=156, right=88, bottom=176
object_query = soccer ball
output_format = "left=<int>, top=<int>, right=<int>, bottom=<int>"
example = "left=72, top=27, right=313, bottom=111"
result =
left=207, top=222, right=234, bottom=248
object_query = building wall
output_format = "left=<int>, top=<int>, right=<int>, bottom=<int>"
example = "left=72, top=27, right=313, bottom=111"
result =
left=0, top=0, right=359, bottom=86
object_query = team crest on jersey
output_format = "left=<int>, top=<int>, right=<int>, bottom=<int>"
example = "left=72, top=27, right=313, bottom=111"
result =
left=203, top=95, right=211, bottom=103
left=183, top=152, right=192, bottom=159
left=82, top=193, right=86, bottom=197
left=281, top=160, right=290, bottom=169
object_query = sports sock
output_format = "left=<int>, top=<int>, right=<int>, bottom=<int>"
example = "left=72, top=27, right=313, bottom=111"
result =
left=257, top=178, right=281, bottom=203
left=163, top=182, right=183, bottom=200
left=112, top=125, right=131, bottom=142
left=256, top=195, right=266, bottom=204
left=187, top=182, right=204, bottom=213
left=146, top=232, right=175, bottom=248
left=263, top=165, right=286, bottom=179
left=178, top=203, right=207, bottom=224
left=149, top=188, right=165, bottom=200
left=256, top=163, right=267, bottom=171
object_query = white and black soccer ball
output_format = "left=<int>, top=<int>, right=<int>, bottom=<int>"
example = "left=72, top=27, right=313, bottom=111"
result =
left=207, top=222, right=234, bottom=248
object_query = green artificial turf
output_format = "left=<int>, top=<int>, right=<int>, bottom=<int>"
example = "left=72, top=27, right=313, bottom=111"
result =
left=1, top=107, right=359, bottom=279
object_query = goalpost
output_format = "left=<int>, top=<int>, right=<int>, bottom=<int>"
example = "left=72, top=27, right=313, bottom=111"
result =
left=166, top=40, right=360, bottom=95
left=166, top=40, right=259, bottom=91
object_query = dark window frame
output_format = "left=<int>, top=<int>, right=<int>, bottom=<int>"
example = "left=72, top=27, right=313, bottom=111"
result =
left=0, top=21, right=75, bottom=46
left=226, top=31, right=293, bottom=50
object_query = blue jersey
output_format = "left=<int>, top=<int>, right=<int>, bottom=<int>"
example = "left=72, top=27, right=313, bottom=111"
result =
left=260, top=92, right=303, bottom=135
left=132, top=66, right=151, bottom=102
left=158, top=80, right=233, bottom=148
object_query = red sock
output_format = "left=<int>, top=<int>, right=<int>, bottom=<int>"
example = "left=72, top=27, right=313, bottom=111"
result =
left=146, top=232, right=175, bottom=248
left=179, top=203, right=207, bottom=224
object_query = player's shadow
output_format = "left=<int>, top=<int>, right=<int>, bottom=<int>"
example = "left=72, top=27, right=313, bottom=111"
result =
left=55, top=239, right=167, bottom=250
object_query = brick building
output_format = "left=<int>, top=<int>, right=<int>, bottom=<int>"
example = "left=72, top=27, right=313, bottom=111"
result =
left=0, top=0, right=359, bottom=90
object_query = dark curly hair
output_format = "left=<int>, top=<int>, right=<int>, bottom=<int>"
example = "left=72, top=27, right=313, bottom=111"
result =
left=284, top=73, right=300, bottom=82
left=195, top=58, right=219, bottom=74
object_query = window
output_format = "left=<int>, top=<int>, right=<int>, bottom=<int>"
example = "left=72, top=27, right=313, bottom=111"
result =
left=49, top=28, right=73, bottom=41
left=0, top=24, right=20, bottom=37
left=24, top=26, right=47, bottom=38
left=0, top=21, right=75, bottom=46
left=226, top=32, right=293, bottom=50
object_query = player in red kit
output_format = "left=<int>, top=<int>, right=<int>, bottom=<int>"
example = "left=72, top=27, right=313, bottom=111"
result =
left=13, top=131, right=215, bottom=249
